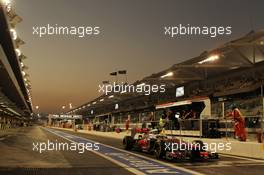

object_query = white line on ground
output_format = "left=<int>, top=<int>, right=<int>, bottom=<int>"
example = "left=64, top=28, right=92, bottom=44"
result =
left=44, top=127, right=204, bottom=175
left=42, top=127, right=145, bottom=175
left=219, top=154, right=264, bottom=163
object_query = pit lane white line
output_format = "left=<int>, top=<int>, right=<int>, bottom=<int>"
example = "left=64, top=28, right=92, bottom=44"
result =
left=181, top=160, right=264, bottom=168
left=43, top=127, right=145, bottom=175
left=43, top=127, right=204, bottom=175
left=219, top=154, right=264, bottom=163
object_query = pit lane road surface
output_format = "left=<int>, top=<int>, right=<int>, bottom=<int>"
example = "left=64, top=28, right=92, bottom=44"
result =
left=0, top=126, right=134, bottom=175
left=43, top=127, right=203, bottom=175
left=51, top=127, right=264, bottom=175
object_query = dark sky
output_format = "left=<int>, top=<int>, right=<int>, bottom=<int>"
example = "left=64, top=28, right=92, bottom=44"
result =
left=13, top=0, right=264, bottom=113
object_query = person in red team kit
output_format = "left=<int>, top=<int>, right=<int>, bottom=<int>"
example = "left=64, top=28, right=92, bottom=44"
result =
left=228, top=106, right=247, bottom=141
left=125, top=115, right=130, bottom=133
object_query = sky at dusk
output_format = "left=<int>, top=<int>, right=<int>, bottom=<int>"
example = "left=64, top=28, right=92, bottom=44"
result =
left=13, top=0, right=264, bottom=113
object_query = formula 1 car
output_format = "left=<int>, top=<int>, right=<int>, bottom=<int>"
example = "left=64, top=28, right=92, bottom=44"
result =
left=123, top=128, right=218, bottom=161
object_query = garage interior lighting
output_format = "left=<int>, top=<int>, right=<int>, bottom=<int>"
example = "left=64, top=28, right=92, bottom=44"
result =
left=10, top=28, right=17, bottom=40
left=15, top=48, right=21, bottom=56
left=198, top=54, right=219, bottom=64
left=161, top=72, right=173, bottom=78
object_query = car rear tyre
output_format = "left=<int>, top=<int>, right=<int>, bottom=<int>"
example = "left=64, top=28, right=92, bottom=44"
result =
left=123, top=136, right=133, bottom=150
left=155, top=141, right=165, bottom=159
left=193, top=140, right=204, bottom=151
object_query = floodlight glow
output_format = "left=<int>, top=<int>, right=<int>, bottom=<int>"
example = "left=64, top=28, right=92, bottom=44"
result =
left=161, top=72, right=173, bottom=78
left=2, top=0, right=12, bottom=12
left=10, top=29, right=17, bottom=40
left=1, top=0, right=11, bottom=5
left=15, top=48, right=21, bottom=56
left=198, top=54, right=219, bottom=64
left=115, top=103, right=119, bottom=110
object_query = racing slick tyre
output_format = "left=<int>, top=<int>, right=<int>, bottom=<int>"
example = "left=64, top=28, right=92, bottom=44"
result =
left=192, top=140, right=204, bottom=150
left=123, top=136, right=133, bottom=150
left=191, top=140, right=205, bottom=160
left=148, top=138, right=157, bottom=153
left=154, top=141, right=166, bottom=159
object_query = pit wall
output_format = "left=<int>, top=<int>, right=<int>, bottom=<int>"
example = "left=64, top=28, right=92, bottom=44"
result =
left=50, top=126, right=264, bottom=160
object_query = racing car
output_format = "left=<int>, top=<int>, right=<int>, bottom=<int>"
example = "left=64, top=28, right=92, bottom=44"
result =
left=123, top=128, right=219, bottom=161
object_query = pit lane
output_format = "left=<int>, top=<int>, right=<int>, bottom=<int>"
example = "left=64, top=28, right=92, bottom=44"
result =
left=44, top=127, right=201, bottom=175
left=52, top=127, right=264, bottom=175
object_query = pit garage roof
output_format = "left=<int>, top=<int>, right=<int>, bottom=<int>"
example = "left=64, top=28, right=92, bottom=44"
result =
left=144, top=30, right=264, bottom=84
left=69, top=29, right=264, bottom=116
left=0, top=4, right=32, bottom=117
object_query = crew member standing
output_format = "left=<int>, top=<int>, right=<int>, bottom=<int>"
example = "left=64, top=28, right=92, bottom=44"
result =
left=228, top=106, right=247, bottom=141
left=125, top=115, right=130, bottom=133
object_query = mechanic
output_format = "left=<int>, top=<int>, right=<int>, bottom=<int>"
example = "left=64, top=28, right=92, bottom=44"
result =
left=137, top=130, right=149, bottom=147
left=125, top=116, right=130, bottom=133
left=227, top=106, right=247, bottom=141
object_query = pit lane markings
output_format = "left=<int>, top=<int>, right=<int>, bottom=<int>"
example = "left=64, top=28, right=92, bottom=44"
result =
left=181, top=160, right=264, bottom=168
left=53, top=128, right=204, bottom=175
left=219, top=154, right=264, bottom=163
left=44, top=128, right=166, bottom=175
left=42, top=127, right=144, bottom=175
left=43, top=127, right=204, bottom=175
left=44, top=127, right=200, bottom=175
